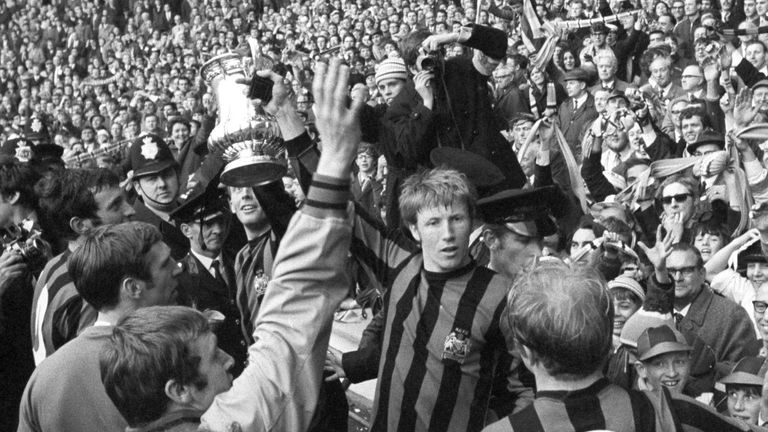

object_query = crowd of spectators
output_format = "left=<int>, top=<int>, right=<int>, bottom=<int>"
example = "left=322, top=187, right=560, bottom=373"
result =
left=7, top=0, right=768, bottom=430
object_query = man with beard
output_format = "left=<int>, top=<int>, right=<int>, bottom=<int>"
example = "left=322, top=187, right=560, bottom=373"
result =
left=129, top=134, right=189, bottom=259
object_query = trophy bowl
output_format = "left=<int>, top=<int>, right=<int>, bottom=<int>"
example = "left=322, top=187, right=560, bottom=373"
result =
left=201, top=53, right=286, bottom=187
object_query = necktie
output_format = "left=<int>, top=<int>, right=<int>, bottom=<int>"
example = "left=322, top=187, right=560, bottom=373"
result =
left=573, top=100, right=578, bottom=111
left=211, top=260, right=225, bottom=285
left=674, top=312, right=684, bottom=326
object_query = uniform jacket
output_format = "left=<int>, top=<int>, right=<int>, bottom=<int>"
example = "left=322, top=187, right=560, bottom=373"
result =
left=178, top=252, right=248, bottom=377
left=132, top=199, right=189, bottom=260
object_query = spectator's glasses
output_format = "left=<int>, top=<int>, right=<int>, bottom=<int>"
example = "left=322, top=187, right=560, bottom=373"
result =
left=754, top=300, right=768, bottom=313
left=661, top=193, right=691, bottom=204
left=668, top=266, right=697, bottom=277
left=672, top=4, right=684, bottom=9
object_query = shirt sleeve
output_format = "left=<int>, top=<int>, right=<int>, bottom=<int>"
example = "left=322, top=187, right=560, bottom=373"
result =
left=710, top=268, right=752, bottom=304
left=201, top=173, right=353, bottom=432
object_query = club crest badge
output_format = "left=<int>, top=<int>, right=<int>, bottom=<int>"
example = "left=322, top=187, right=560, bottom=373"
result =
left=253, top=270, right=270, bottom=298
left=443, top=327, right=471, bottom=364
left=141, top=136, right=159, bottom=160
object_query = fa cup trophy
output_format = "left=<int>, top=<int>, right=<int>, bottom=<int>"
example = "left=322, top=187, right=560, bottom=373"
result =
left=201, top=53, right=285, bottom=187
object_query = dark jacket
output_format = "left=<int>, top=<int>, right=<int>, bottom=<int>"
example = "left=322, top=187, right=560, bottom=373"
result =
left=675, top=285, right=758, bottom=376
left=132, top=200, right=189, bottom=260
left=379, top=24, right=527, bottom=228
left=557, top=93, right=598, bottom=160
left=177, top=252, right=248, bottom=377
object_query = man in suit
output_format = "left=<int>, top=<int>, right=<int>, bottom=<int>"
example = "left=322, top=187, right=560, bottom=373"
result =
left=588, top=49, right=629, bottom=95
left=171, top=176, right=247, bottom=377
left=557, top=68, right=597, bottom=161
left=673, top=0, right=702, bottom=60
left=640, top=52, right=686, bottom=108
left=664, top=243, right=757, bottom=376
left=152, top=3, right=174, bottom=33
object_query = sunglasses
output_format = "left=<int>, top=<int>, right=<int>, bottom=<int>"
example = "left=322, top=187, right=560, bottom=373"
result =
left=661, top=193, right=691, bottom=204
left=754, top=300, right=768, bottom=313
left=668, top=266, right=698, bottom=277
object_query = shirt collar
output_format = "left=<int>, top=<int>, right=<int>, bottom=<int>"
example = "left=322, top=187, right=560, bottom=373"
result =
left=574, top=92, right=589, bottom=107
left=190, top=249, right=221, bottom=275
left=675, top=302, right=691, bottom=316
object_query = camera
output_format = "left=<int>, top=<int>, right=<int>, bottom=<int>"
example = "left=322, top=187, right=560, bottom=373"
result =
left=1, top=221, right=48, bottom=273
left=416, top=49, right=440, bottom=73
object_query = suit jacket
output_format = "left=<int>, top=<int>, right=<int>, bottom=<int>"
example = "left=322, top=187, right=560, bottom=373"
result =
left=557, top=93, right=598, bottom=161
left=178, top=252, right=248, bottom=376
left=673, top=16, right=701, bottom=60
left=152, top=12, right=173, bottom=33
left=639, top=82, right=686, bottom=107
left=677, top=287, right=757, bottom=376
left=588, top=79, right=629, bottom=95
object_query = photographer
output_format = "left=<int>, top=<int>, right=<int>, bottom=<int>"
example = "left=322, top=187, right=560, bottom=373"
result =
left=0, top=155, right=42, bottom=432
left=381, top=24, right=526, bottom=226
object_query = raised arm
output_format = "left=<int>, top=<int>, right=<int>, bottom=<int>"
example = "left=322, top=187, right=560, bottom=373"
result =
left=201, top=59, right=363, bottom=432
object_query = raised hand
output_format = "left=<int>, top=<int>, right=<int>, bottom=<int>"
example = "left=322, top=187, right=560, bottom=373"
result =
left=413, top=70, right=435, bottom=109
left=702, top=57, right=721, bottom=82
left=728, top=130, right=750, bottom=154
left=311, top=58, right=364, bottom=178
left=247, top=70, right=295, bottom=116
left=661, top=211, right=685, bottom=244
left=733, top=88, right=759, bottom=127
left=638, top=225, right=675, bottom=282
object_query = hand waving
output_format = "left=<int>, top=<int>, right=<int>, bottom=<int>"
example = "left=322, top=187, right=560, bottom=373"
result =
left=733, top=88, right=759, bottom=127
left=638, top=225, right=675, bottom=282
left=312, top=58, right=364, bottom=178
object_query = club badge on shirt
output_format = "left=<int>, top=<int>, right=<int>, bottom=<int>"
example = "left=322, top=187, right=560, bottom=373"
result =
left=443, top=327, right=471, bottom=364
left=253, top=270, right=270, bottom=298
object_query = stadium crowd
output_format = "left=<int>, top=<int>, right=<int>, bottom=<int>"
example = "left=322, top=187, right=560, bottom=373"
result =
left=7, top=0, right=768, bottom=430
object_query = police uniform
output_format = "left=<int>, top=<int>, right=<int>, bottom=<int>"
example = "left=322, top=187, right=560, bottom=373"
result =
left=128, top=134, right=189, bottom=259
